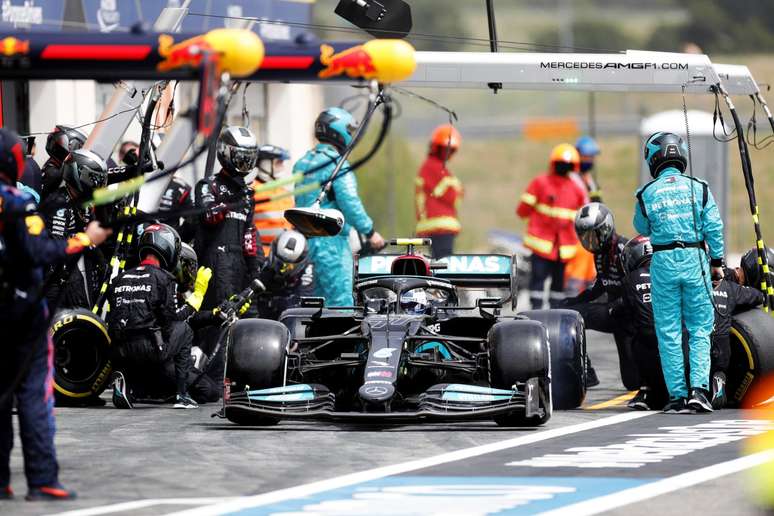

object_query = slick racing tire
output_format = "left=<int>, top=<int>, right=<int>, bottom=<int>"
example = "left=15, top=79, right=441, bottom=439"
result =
left=727, top=308, right=774, bottom=407
left=489, top=319, right=552, bottom=426
left=51, top=309, right=112, bottom=404
left=224, top=318, right=290, bottom=426
left=520, top=309, right=587, bottom=409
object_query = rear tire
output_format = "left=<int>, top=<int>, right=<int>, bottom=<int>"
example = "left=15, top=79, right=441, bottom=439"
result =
left=224, top=319, right=290, bottom=426
left=51, top=309, right=112, bottom=404
left=519, top=309, right=587, bottom=409
left=728, top=308, right=774, bottom=406
left=489, top=319, right=552, bottom=426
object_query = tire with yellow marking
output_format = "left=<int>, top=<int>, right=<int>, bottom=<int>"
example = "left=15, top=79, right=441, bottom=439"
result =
left=51, top=308, right=112, bottom=403
left=728, top=308, right=774, bottom=406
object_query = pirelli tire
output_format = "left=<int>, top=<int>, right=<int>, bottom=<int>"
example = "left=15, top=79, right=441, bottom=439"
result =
left=224, top=318, right=290, bottom=426
left=51, top=308, right=113, bottom=403
left=727, top=308, right=774, bottom=407
left=488, top=319, right=552, bottom=427
left=519, top=309, right=587, bottom=410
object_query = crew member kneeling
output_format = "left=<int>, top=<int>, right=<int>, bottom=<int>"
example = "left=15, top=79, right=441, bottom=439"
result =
left=106, top=224, right=210, bottom=409
left=633, top=132, right=724, bottom=413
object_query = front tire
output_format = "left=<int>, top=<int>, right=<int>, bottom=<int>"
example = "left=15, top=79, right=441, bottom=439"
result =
left=489, top=319, right=552, bottom=426
left=224, top=319, right=290, bottom=426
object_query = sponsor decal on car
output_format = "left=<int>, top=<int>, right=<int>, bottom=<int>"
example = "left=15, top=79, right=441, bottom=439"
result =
left=373, top=348, right=398, bottom=359
left=367, top=370, right=392, bottom=378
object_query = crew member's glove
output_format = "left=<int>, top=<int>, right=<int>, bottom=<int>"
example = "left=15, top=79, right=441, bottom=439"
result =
left=230, top=294, right=252, bottom=316
left=213, top=294, right=251, bottom=319
left=186, top=267, right=213, bottom=311
left=204, top=203, right=227, bottom=225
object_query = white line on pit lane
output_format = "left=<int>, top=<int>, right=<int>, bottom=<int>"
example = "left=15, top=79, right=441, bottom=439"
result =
left=164, top=411, right=655, bottom=516
left=537, top=448, right=774, bottom=516
left=52, top=498, right=236, bottom=516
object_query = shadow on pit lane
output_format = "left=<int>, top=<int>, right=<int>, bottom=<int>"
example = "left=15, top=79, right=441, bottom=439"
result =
left=198, top=422, right=540, bottom=432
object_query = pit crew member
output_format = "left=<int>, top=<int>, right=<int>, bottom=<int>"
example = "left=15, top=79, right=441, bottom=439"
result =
left=559, top=202, right=630, bottom=388
left=106, top=224, right=211, bottom=409
left=256, top=229, right=312, bottom=320
left=633, top=131, right=724, bottom=413
left=620, top=235, right=668, bottom=410
left=39, top=149, right=108, bottom=311
left=0, top=127, right=111, bottom=501
left=253, top=144, right=294, bottom=256
left=294, top=107, right=384, bottom=306
left=40, top=125, right=86, bottom=202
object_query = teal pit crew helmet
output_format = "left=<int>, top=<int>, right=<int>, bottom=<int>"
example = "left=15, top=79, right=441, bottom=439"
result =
left=314, top=107, right=357, bottom=152
left=644, top=131, right=689, bottom=178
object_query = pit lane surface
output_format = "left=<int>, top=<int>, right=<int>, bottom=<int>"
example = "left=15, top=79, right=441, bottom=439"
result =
left=2, top=331, right=771, bottom=516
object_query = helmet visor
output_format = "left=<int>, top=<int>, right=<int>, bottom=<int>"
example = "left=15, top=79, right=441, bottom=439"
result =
left=579, top=227, right=607, bottom=253
left=228, top=145, right=258, bottom=174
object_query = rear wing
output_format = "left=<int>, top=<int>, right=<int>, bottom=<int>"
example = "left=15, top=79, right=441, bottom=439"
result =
left=355, top=254, right=518, bottom=309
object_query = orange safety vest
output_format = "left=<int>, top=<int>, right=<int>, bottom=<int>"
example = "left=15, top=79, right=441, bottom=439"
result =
left=253, top=182, right=293, bottom=256
left=516, top=172, right=587, bottom=262
left=415, top=155, right=463, bottom=236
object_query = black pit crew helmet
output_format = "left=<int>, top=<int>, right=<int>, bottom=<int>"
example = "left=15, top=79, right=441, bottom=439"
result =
left=740, top=247, right=774, bottom=291
left=644, top=131, right=688, bottom=178
left=61, top=149, right=108, bottom=200
left=622, top=235, right=653, bottom=274
left=268, top=229, right=308, bottom=280
left=575, top=202, right=615, bottom=254
left=175, top=242, right=198, bottom=291
left=138, top=223, right=181, bottom=272
left=46, top=125, right=87, bottom=163
left=217, top=126, right=258, bottom=176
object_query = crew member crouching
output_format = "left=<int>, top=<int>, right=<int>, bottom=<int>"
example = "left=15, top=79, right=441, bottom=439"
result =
left=106, top=224, right=211, bottom=409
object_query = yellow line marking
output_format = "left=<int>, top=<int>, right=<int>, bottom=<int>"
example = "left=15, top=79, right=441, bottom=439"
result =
left=583, top=391, right=638, bottom=410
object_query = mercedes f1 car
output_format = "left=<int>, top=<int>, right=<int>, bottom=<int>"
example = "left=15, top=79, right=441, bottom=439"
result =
left=219, top=239, right=588, bottom=426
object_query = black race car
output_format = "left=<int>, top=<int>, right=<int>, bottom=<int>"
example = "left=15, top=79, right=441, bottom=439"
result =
left=219, top=239, right=588, bottom=426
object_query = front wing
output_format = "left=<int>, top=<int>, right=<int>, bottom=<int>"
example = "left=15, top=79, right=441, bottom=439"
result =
left=219, top=380, right=543, bottom=423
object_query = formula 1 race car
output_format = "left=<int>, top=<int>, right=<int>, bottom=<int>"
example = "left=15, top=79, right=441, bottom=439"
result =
left=219, top=239, right=588, bottom=427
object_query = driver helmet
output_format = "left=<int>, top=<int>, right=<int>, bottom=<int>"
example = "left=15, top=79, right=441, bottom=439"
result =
left=137, top=223, right=181, bottom=272
left=400, top=288, right=428, bottom=314
left=46, top=125, right=86, bottom=163
left=61, top=149, right=108, bottom=200
left=314, top=107, right=356, bottom=153
left=621, top=235, right=653, bottom=274
left=216, top=126, right=258, bottom=176
left=575, top=202, right=615, bottom=254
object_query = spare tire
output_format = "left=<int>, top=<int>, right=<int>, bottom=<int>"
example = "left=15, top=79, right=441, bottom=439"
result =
left=224, top=318, right=290, bottom=426
left=728, top=308, right=774, bottom=406
left=51, top=309, right=112, bottom=403
left=519, top=309, right=587, bottom=409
